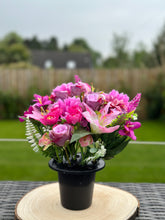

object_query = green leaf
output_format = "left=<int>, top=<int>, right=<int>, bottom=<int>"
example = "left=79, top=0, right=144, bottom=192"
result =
left=104, top=138, right=130, bottom=159
left=90, top=147, right=97, bottom=153
left=70, top=129, right=91, bottom=143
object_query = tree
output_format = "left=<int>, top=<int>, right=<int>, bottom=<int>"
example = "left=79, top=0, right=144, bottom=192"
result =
left=24, top=36, right=41, bottom=49
left=153, top=23, right=165, bottom=66
left=132, top=43, right=157, bottom=68
left=103, top=33, right=130, bottom=68
left=64, top=38, right=102, bottom=67
left=24, top=36, right=59, bottom=51
left=112, top=33, right=130, bottom=67
left=46, top=37, right=58, bottom=50
left=0, top=32, right=30, bottom=64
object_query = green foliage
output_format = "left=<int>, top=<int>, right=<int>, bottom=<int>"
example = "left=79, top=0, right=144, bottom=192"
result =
left=145, top=73, right=165, bottom=119
left=132, top=43, right=157, bottom=68
left=63, top=38, right=102, bottom=67
left=100, top=131, right=130, bottom=159
left=0, top=92, right=28, bottom=119
left=70, top=129, right=91, bottom=143
left=0, top=87, right=50, bottom=119
left=153, top=23, right=165, bottom=66
left=0, top=32, right=30, bottom=64
left=24, top=36, right=59, bottom=51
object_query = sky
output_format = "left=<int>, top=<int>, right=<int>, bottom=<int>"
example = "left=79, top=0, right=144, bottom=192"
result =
left=1, top=0, right=165, bottom=58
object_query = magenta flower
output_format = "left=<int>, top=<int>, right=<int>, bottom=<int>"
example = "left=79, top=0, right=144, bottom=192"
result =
left=127, top=93, right=141, bottom=112
left=25, top=105, right=43, bottom=121
left=33, top=94, right=52, bottom=107
left=51, top=82, right=74, bottom=100
left=64, top=97, right=83, bottom=125
left=40, top=112, right=59, bottom=126
left=119, top=121, right=141, bottom=140
left=84, top=92, right=105, bottom=111
left=49, top=124, right=73, bottom=146
left=19, top=106, right=33, bottom=122
left=79, top=135, right=93, bottom=147
left=82, top=103, right=120, bottom=134
left=107, top=89, right=129, bottom=112
left=70, top=75, right=91, bottom=96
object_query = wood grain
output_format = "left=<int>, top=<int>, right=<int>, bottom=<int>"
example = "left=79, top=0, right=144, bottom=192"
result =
left=15, top=183, right=139, bottom=220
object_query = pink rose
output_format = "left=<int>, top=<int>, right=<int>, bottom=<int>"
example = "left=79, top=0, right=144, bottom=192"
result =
left=84, top=92, right=105, bottom=111
left=51, top=83, right=74, bottom=100
left=49, top=124, right=73, bottom=146
left=79, top=135, right=93, bottom=147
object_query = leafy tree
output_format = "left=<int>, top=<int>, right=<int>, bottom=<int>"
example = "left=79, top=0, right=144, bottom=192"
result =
left=0, top=32, right=30, bottom=64
left=64, top=38, right=102, bottom=67
left=132, top=43, right=157, bottom=68
left=111, top=33, right=130, bottom=66
left=46, top=37, right=58, bottom=50
left=24, top=36, right=58, bottom=51
left=3, top=32, right=23, bottom=45
left=153, top=23, right=165, bottom=66
left=24, top=36, right=42, bottom=49
left=103, top=33, right=130, bottom=68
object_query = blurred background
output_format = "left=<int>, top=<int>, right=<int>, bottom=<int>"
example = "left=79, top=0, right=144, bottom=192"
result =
left=0, top=0, right=165, bottom=182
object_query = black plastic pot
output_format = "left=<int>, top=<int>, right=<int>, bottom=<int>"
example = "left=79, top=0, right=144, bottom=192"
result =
left=49, top=158, right=105, bottom=210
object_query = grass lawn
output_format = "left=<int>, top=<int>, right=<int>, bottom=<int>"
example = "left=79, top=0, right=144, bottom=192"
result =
left=0, top=119, right=165, bottom=182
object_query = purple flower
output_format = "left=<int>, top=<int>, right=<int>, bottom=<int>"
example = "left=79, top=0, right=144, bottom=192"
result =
left=119, top=121, right=141, bottom=140
left=33, top=94, right=52, bottom=107
left=84, top=92, right=105, bottom=111
left=49, top=124, right=73, bottom=146
left=51, top=83, right=74, bottom=100
left=70, top=75, right=91, bottom=96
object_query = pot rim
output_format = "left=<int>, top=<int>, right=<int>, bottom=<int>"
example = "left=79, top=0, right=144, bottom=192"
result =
left=49, top=158, right=105, bottom=175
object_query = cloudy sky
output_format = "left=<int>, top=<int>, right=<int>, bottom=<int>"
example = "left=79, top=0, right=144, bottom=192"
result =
left=1, top=0, right=165, bottom=57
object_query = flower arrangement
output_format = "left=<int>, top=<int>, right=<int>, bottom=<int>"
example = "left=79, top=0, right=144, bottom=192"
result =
left=19, top=75, right=141, bottom=168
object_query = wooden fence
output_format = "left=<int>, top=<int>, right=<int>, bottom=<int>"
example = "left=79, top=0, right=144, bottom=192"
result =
left=0, top=68, right=165, bottom=119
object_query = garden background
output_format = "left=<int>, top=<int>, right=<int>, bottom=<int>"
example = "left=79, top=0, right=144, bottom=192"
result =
left=1, top=0, right=165, bottom=183
left=0, top=68, right=165, bottom=183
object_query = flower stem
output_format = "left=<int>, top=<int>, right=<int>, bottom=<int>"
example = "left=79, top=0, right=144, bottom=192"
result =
left=64, top=147, right=71, bottom=165
left=80, top=146, right=84, bottom=163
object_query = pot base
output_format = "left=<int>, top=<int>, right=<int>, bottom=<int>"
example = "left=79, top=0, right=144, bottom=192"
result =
left=15, top=183, right=139, bottom=220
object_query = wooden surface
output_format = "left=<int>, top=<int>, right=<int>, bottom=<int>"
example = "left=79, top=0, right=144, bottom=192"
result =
left=15, top=183, right=139, bottom=220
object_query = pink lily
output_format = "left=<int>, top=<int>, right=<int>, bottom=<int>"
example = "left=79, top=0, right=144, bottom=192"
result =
left=119, top=120, right=141, bottom=140
left=82, top=103, right=120, bottom=134
left=33, top=94, right=52, bottom=107
left=26, top=105, right=43, bottom=121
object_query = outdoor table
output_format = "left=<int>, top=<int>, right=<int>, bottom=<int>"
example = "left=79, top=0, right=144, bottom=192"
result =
left=0, top=181, right=165, bottom=220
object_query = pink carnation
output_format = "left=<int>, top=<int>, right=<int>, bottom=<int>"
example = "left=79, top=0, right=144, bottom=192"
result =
left=40, top=112, right=59, bottom=126
left=64, top=97, right=83, bottom=125
left=106, top=89, right=129, bottom=112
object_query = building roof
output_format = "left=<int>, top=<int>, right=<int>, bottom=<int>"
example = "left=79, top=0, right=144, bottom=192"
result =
left=30, top=50, right=92, bottom=69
